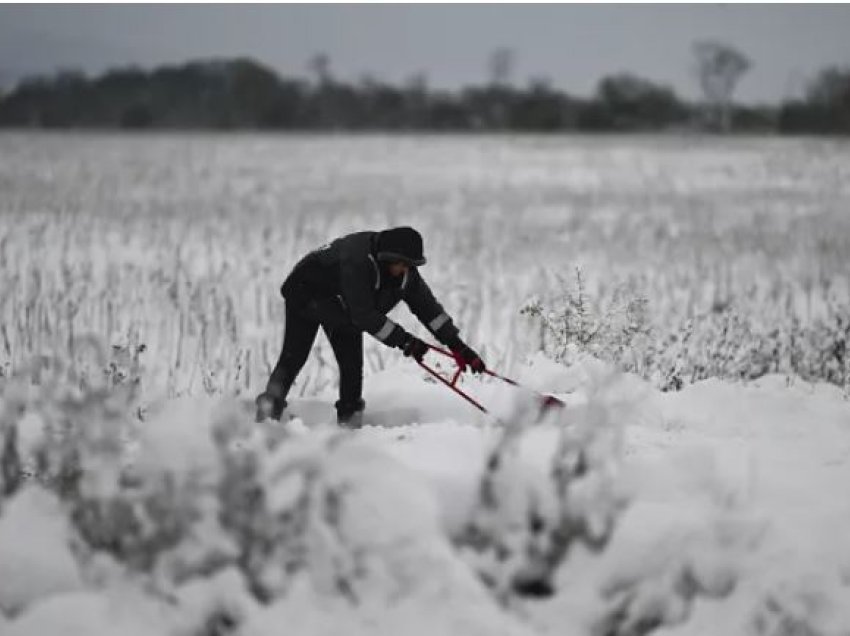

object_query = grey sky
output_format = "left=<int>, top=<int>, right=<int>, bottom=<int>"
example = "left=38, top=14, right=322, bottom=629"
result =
left=1, top=4, right=849, bottom=103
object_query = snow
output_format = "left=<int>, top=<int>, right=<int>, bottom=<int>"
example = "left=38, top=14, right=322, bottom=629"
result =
left=4, top=590, right=171, bottom=636
left=2, top=356, right=850, bottom=634
left=241, top=433, right=533, bottom=636
left=0, top=486, right=84, bottom=616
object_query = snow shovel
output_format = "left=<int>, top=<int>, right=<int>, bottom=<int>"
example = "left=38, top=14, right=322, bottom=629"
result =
left=416, top=344, right=565, bottom=415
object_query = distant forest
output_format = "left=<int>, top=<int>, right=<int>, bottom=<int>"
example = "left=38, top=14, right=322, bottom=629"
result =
left=0, top=52, right=848, bottom=134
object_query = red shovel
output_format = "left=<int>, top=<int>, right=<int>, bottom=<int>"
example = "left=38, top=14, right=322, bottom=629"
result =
left=416, top=344, right=565, bottom=415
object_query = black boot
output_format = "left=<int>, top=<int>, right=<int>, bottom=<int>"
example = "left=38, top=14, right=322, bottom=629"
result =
left=336, top=398, right=366, bottom=429
left=256, top=392, right=287, bottom=422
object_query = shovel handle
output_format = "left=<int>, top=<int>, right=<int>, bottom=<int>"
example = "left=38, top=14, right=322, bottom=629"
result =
left=416, top=356, right=488, bottom=413
left=417, top=343, right=567, bottom=415
left=425, top=345, right=519, bottom=386
left=424, top=344, right=565, bottom=409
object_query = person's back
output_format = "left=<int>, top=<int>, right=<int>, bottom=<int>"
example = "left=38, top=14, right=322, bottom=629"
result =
left=281, top=231, right=375, bottom=304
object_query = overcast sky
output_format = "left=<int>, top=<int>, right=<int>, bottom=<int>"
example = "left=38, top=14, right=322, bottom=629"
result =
left=1, top=4, right=849, bottom=103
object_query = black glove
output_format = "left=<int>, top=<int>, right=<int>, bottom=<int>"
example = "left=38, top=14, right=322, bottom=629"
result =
left=401, top=335, right=430, bottom=362
left=255, top=392, right=286, bottom=422
left=451, top=342, right=486, bottom=374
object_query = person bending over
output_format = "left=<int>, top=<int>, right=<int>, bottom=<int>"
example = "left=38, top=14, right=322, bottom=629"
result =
left=256, top=226, right=485, bottom=427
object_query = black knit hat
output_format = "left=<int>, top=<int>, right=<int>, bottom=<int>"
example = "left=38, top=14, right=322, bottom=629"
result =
left=376, top=227, right=426, bottom=266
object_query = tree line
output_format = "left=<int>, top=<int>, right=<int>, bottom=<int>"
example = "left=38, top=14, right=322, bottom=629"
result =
left=0, top=49, right=847, bottom=134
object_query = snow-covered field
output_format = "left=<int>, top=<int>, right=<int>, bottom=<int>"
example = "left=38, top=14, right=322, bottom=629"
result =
left=1, top=133, right=850, bottom=634
left=1, top=133, right=849, bottom=394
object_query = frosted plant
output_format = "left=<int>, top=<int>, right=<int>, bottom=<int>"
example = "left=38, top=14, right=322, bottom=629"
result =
left=459, top=371, right=629, bottom=601
left=0, top=353, right=132, bottom=501
left=591, top=512, right=758, bottom=636
left=0, top=351, right=234, bottom=598
left=521, top=268, right=651, bottom=375
left=0, top=397, right=25, bottom=500
left=748, top=571, right=850, bottom=636
left=523, top=268, right=850, bottom=394
left=213, top=415, right=327, bottom=602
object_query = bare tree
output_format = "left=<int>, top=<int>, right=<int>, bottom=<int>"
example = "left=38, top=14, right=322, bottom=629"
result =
left=307, top=52, right=332, bottom=86
left=488, top=47, right=515, bottom=88
left=806, top=66, right=850, bottom=106
left=307, top=53, right=335, bottom=127
left=483, top=47, right=516, bottom=130
left=404, top=72, right=430, bottom=128
left=692, top=41, right=751, bottom=132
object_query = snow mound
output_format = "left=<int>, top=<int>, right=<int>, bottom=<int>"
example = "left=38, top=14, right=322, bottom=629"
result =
left=4, top=590, right=170, bottom=636
left=0, top=486, right=84, bottom=616
left=2, top=354, right=850, bottom=635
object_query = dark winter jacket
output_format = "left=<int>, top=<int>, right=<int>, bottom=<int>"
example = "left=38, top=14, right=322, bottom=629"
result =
left=281, top=231, right=460, bottom=349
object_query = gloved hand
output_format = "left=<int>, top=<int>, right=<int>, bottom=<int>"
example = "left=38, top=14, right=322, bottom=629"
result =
left=451, top=342, right=486, bottom=374
left=401, top=335, right=430, bottom=362
left=255, top=392, right=286, bottom=422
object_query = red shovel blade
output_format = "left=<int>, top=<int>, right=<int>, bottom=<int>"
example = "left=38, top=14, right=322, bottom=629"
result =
left=541, top=394, right=566, bottom=409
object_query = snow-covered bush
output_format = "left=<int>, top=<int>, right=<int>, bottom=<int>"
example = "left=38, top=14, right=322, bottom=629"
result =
left=459, top=371, right=629, bottom=601
left=523, top=269, right=850, bottom=394
left=591, top=512, right=753, bottom=636
left=213, top=416, right=473, bottom=606
left=748, top=573, right=850, bottom=636
left=3, top=358, right=539, bottom=633
left=212, top=414, right=334, bottom=602
left=521, top=268, right=651, bottom=372
left=0, top=359, right=237, bottom=621
left=646, top=300, right=850, bottom=393
left=0, top=356, right=203, bottom=581
left=0, top=485, right=85, bottom=616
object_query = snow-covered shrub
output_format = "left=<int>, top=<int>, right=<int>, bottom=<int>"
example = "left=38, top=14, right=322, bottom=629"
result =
left=748, top=572, right=850, bottom=636
left=4, top=589, right=173, bottom=636
left=521, top=267, right=651, bottom=371
left=212, top=411, right=322, bottom=602
left=1, top=403, right=25, bottom=501
left=459, top=371, right=629, bottom=601
left=4, top=364, right=197, bottom=578
left=648, top=301, right=850, bottom=393
left=214, top=421, right=446, bottom=605
left=0, top=356, right=234, bottom=598
left=0, top=485, right=85, bottom=616
left=169, top=567, right=261, bottom=636
left=0, top=342, right=145, bottom=491
left=230, top=428, right=533, bottom=636
left=0, top=369, right=38, bottom=502
left=4, top=353, right=511, bottom=630
left=591, top=512, right=755, bottom=636
left=523, top=269, right=850, bottom=394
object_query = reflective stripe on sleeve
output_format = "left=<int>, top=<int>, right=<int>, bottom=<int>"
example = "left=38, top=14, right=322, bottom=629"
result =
left=375, top=319, right=396, bottom=342
left=428, top=312, right=450, bottom=332
left=368, top=254, right=381, bottom=290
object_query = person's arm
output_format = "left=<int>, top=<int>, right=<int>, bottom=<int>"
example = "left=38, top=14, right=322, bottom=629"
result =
left=404, top=270, right=486, bottom=372
left=339, top=252, right=410, bottom=349
left=403, top=269, right=461, bottom=345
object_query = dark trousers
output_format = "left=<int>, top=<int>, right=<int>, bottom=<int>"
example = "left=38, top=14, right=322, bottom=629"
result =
left=266, top=300, right=363, bottom=416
